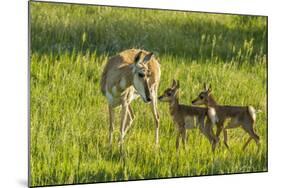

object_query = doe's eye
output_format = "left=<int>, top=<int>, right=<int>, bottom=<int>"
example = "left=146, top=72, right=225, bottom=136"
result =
left=167, top=92, right=172, bottom=96
left=138, top=73, right=145, bottom=78
left=199, top=95, right=204, bottom=99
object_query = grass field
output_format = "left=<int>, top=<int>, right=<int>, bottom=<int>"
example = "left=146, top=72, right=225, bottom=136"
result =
left=30, top=2, right=267, bottom=187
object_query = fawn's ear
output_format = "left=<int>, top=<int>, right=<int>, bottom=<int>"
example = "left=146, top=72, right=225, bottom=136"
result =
left=171, top=79, right=177, bottom=89
left=176, top=80, right=180, bottom=89
left=134, top=51, right=142, bottom=64
left=203, top=83, right=208, bottom=91
left=143, top=52, right=154, bottom=64
left=207, top=84, right=212, bottom=94
left=173, top=87, right=179, bottom=97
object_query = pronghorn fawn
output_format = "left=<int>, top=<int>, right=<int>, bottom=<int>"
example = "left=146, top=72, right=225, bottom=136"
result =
left=101, top=49, right=161, bottom=145
left=158, top=80, right=217, bottom=151
left=192, top=83, right=260, bottom=150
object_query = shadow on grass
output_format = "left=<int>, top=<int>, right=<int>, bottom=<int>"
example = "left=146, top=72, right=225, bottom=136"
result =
left=30, top=2, right=267, bottom=63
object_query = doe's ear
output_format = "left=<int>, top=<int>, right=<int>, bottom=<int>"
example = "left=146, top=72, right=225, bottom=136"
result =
left=134, top=51, right=142, bottom=64
left=143, top=52, right=154, bottom=63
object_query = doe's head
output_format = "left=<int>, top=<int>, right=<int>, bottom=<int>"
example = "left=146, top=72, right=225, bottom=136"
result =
left=132, top=51, right=154, bottom=103
left=158, top=79, right=180, bottom=102
left=192, top=83, right=212, bottom=105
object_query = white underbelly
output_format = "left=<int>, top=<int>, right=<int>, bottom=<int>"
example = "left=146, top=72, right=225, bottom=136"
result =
left=105, top=90, right=120, bottom=107
left=105, top=86, right=138, bottom=107
left=184, top=116, right=196, bottom=129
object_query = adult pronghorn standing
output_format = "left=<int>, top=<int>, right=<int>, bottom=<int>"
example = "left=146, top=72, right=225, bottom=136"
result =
left=101, top=49, right=161, bottom=145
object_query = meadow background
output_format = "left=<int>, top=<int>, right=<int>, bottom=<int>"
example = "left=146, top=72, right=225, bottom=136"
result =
left=30, top=2, right=267, bottom=187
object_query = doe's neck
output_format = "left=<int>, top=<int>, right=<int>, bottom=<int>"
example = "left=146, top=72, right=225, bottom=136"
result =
left=122, top=66, right=134, bottom=88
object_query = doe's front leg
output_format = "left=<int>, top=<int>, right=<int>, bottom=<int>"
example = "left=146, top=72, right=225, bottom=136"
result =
left=108, top=105, right=115, bottom=145
left=150, top=94, right=160, bottom=145
left=119, top=102, right=129, bottom=144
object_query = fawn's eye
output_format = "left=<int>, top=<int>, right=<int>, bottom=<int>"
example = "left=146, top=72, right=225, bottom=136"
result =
left=200, top=95, right=204, bottom=99
left=167, top=91, right=172, bottom=96
left=138, top=73, right=145, bottom=78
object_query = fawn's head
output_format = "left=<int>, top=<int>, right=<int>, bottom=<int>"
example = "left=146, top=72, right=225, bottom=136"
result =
left=158, top=79, right=180, bottom=102
left=132, top=51, right=154, bottom=103
left=192, top=83, right=212, bottom=105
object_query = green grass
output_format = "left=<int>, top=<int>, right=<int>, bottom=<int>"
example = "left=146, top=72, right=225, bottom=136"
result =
left=30, top=2, right=267, bottom=187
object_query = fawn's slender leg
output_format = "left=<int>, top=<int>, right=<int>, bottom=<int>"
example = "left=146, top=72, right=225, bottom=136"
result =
left=242, top=123, right=260, bottom=150
left=220, top=122, right=230, bottom=149
left=108, top=105, right=114, bottom=145
left=223, top=118, right=240, bottom=149
left=223, top=129, right=230, bottom=149
left=150, top=93, right=160, bottom=145
left=181, top=129, right=187, bottom=150
left=176, top=131, right=181, bottom=151
left=199, top=118, right=214, bottom=145
left=206, top=119, right=217, bottom=150
left=215, top=123, right=223, bottom=142
left=242, top=137, right=252, bottom=151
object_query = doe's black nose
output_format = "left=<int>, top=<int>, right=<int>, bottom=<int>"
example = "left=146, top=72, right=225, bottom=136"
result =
left=147, top=97, right=151, bottom=102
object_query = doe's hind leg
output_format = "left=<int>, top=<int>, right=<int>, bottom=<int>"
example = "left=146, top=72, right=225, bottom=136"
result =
left=108, top=105, right=115, bottom=145
left=124, top=104, right=134, bottom=135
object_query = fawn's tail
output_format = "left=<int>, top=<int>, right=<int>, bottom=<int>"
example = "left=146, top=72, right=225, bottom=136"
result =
left=248, top=106, right=256, bottom=123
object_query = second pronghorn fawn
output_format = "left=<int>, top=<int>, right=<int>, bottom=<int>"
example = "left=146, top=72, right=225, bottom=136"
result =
left=158, top=80, right=217, bottom=151
left=192, top=83, right=260, bottom=150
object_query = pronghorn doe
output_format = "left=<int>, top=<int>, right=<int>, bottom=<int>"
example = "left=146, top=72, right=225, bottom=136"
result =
left=192, top=83, right=260, bottom=150
left=158, top=80, right=217, bottom=151
left=101, top=49, right=161, bottom=145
